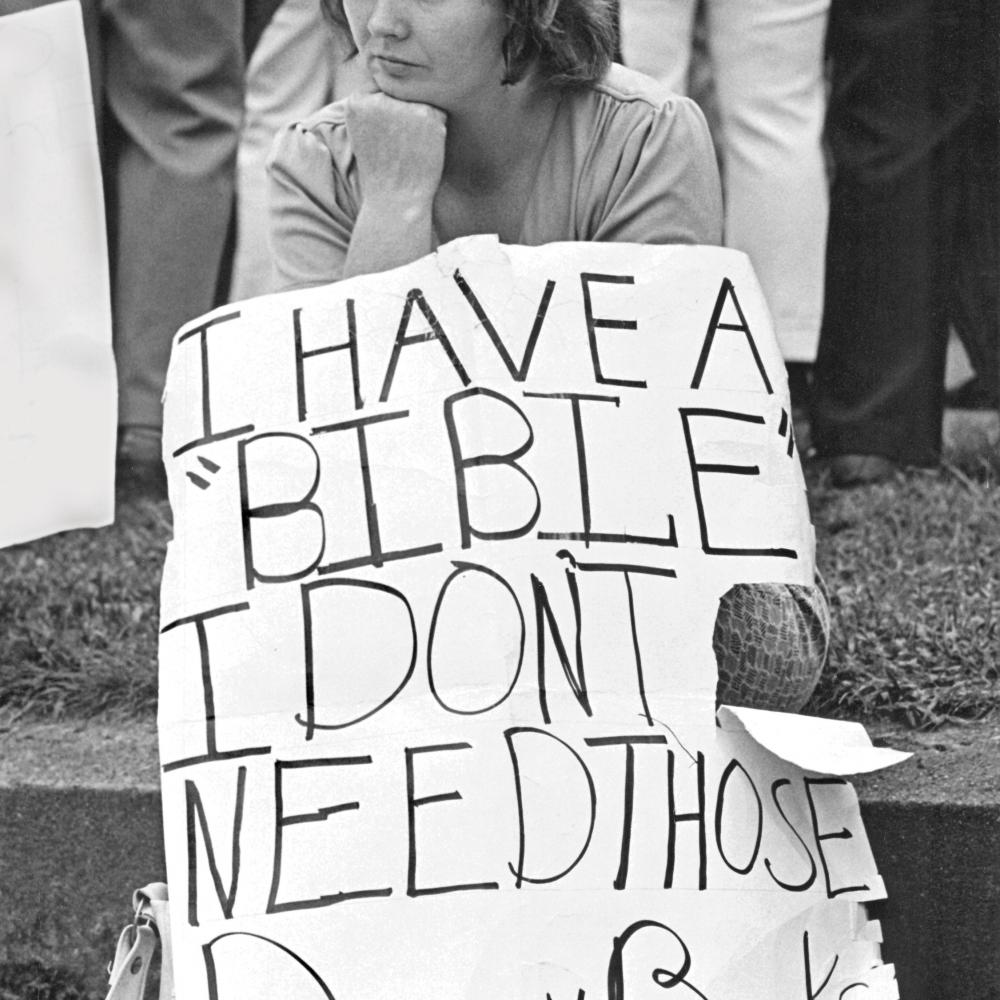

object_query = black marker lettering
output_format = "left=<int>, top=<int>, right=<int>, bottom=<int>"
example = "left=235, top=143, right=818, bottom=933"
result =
left=585, top=735, right=667, bottom=889
left=380, top=288, right=470, bottom=402
left=311, top=410, right=443, bottom=573
left=664, top=750, right=707, bottom=890
left=297, top=577, right=416, bottom=739
left=526, top=392, right=678, bottom=548
left=160, top=604, right=270, bottom=772
left=427, top=562, right=525, bottom=716
left=293, top=301, right=362, bottom=421
left=764, top=778, right=818, bottom=892
left=172, top=311, right=255, bottom=457
left=579, top=273, right=647, bottom=389
left=802, top=930, right=839, bottom=1000
left=680, top=407, right=797, bottom=559
left=452, top=268, right=555, bottom=380
left=532, top=568, right=592, bottom=724
left=505, top=727, right=597, bottom=888
left=445, top=387, right=540, bottom=548
left=690, top=278, right=773, bottom=394
left=608, top=920, right=710, bottom=1000
left=239, top=432, right=326, bottom=591
left=203, top=932, right=335, bottom=1000
left=405, top=742, right=499, bottom=898
left=267, top=757, right=392, bottom=914
left=804, top=777, right=870, bottom=898
left=185, top=766, right=247, bottom=926
left=556, top=552, right=678, bottom=727
left=714, top=758, right=763, bottom=876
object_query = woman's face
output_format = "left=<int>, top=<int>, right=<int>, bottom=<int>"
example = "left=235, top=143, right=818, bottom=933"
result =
left=343, top=0, right=509, bottom=111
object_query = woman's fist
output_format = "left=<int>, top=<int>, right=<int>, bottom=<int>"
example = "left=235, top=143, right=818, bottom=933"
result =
left=345, top=92, right=447, bottom=207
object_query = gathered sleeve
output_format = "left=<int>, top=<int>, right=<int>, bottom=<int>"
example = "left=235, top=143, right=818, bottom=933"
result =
left=266, top=116, right=359, bottom=290
left=586, top=95, right=723, bottom=247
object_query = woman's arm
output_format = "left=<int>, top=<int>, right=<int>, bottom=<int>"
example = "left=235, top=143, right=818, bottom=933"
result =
left=267, top=92, right=446, bottom=289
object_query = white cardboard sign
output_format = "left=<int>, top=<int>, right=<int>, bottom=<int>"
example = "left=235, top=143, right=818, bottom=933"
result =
left=0, top=0, right=115, bottom=548
left=159, top=238, right=900, bottom=1000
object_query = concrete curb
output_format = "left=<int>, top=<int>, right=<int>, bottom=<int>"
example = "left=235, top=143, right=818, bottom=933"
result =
left=854, top=720, right=1000, bottom=1000
left=2, top=721, right=998, bottom=999
left=0, top=786, right=165, bottom=997
left=861, top=798, right=1000, bottom=1000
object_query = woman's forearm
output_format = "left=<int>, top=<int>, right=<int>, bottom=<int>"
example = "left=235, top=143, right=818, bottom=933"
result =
left=342, top=195, right=436, bottom=280
left=341, top=92, right=445, bottom=280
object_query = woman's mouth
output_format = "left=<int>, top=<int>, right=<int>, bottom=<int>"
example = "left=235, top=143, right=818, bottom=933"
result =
left=369, top=53, right=420, bottom=73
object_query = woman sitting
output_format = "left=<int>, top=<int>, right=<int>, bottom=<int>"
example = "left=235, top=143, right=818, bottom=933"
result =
left=266, top=0, right=829, bottom=711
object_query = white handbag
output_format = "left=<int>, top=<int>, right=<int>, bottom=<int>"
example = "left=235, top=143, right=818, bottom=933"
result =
left=105, top=883, right=174, bottom=1000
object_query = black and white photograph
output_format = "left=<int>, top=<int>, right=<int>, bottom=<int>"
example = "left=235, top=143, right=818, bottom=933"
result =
left=1, top=1, right=997, bottom=998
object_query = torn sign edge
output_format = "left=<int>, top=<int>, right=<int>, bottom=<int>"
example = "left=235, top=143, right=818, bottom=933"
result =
left=717, top=705, right=911, bottom=775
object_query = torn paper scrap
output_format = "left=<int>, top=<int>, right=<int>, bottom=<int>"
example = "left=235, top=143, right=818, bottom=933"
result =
left=718, top=705, right=911, bottom=774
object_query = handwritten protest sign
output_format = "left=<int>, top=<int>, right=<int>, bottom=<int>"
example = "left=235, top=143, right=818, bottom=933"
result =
left=159, top=238, right=902, bottom=1000
left=0, top=1, right=115, bottom=548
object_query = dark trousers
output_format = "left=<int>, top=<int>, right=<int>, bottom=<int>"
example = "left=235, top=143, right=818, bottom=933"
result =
left=1, top=0, right=282, bottom=431
left=812, top=0, right=999, bottom=465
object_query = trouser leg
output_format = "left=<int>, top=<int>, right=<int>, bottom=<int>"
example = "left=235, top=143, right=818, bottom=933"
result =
left=230, top=0, right=335, bottom=301
left=811, top=0, right=957, bottom=465
left=618, top=0, right=697, bottom=94
left=949, top=0, right=1000, bottom=402
left=812, top=152, right=949, bottom=464
left=706, top=0, right=831, bottom=363
left=103, top=0, right=245, bottom=430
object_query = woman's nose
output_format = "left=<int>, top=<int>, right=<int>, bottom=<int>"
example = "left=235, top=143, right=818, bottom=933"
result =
left=366, top=0, right=409, bottom=38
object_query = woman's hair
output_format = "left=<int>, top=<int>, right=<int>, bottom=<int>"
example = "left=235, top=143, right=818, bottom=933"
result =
left=319, top=0, right=617, bottom=89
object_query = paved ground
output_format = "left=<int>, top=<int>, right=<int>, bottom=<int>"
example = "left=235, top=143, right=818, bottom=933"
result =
left=2, top=716, right=999, bottom=998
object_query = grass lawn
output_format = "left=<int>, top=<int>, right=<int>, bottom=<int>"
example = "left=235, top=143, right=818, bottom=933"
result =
left=1, top=447, right=998, bottom=731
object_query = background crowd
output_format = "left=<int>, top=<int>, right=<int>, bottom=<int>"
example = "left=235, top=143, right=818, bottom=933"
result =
left=3, top=0, right=998, bottom=496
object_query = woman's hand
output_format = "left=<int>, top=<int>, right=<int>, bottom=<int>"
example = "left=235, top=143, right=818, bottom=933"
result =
left=340, top=90, right=447, bottom=280
left=346, top=91, right=447, bottom=209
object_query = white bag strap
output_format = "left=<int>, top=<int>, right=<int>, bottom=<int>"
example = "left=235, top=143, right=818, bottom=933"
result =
left=105, top=883, right=174, bottom=1000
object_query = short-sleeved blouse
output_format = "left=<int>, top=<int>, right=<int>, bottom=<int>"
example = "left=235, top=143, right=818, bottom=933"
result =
left=266, top=63, right=723, bottom=290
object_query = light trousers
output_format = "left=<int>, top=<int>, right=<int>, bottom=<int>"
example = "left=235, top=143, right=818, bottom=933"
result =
left=229, top=0, right=335, bottom=302
left=620, top=0, right=831, bottom=362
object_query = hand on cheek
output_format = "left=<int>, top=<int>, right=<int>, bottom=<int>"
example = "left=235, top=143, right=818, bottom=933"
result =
left=346, top=91, right=448, bottom=207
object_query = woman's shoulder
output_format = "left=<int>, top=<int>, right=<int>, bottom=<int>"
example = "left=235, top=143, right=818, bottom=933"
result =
left=542, top=63, right=722, bottom=246
left=557, top=62, right=717, bottom=192
left=578, top=62, right=703, bottom=124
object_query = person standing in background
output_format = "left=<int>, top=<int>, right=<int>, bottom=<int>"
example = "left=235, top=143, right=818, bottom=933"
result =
left=618, top=0, right=831, bottom=392
left=230, top=0, right=338, bottom=301
left=105, top=1, right=262, bottom=497
left=811, top=0, right=999, bottom=485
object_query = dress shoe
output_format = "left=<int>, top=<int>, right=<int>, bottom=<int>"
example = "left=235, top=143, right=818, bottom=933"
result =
left=829, top=453, right=898, bottom=487
left=944, top=375, right=999, bottom=411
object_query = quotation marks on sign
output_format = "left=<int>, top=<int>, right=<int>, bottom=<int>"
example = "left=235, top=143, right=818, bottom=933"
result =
left=777, top=409, right=795, bottom=459
left=188, top=455, right=222, bottom=490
